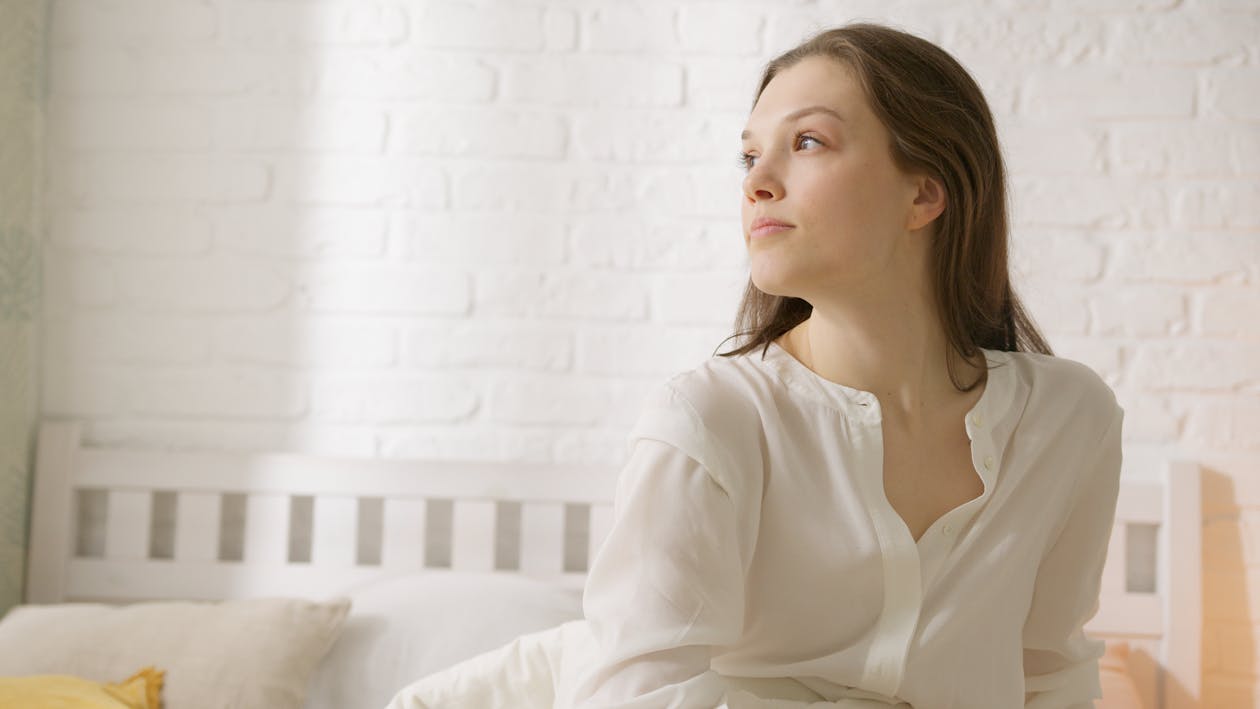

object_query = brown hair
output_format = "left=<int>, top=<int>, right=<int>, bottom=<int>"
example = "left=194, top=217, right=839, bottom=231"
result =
left=714, top=22, right=1052, bottom=391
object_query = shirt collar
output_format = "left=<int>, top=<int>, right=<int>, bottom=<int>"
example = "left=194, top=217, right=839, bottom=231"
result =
left=755, top=339, right=1022, bottom=436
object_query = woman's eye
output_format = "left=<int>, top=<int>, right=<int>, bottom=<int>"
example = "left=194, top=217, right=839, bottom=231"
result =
left=737, top=135, right=820, bottom=171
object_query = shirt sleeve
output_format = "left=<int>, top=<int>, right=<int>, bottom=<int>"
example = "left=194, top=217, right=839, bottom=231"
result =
left=1022, top=404, right=1125, bottom=709
left=568, top=434, right=745, bottom=709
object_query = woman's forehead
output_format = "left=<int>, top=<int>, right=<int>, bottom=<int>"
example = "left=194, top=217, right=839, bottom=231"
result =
left=747, top=57, right=866, bottom=131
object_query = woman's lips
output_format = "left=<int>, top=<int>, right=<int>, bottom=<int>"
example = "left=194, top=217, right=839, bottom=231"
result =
left=751, top=224, right=794, bottom=239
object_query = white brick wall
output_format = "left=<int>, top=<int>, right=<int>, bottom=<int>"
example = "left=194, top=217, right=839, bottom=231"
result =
left=40, top=0, right=1259, bottom=700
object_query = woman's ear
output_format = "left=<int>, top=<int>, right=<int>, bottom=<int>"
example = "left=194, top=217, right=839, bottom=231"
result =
left=907, top=173, right=946, bottom=232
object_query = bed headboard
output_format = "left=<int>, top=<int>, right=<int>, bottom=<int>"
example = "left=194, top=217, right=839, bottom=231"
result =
left=26, top=420, right=621, bottom=601
left=1085, top=458, right=1202, bottom=709
left=23, top=419, right=1201, bottom=708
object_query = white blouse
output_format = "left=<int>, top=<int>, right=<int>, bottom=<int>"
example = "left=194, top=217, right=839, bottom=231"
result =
left=567, top=340, right=1125, bottom=709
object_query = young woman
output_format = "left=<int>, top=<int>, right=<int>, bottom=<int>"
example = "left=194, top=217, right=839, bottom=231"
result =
left=385, top=21, right=1124, bottom=709
left=569, top=22, right=1124, bottom=709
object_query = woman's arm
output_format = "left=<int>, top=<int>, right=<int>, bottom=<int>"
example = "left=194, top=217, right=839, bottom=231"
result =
left=568, top=437, right=745, bottom=708
left=1022, top=404, right=1125, bottom=709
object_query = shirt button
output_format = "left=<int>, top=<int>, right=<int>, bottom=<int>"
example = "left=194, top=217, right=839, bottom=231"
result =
left=943, top=522, right=954, bottom=535
left=983, top=455, right=994, bottom=471
left=971, top=414, right=982, bottom=427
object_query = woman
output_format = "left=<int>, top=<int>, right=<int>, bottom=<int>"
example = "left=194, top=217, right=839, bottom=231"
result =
left=569, top=22, right=1123, bottom=709
left=386, top=21, right=1123, bottom=709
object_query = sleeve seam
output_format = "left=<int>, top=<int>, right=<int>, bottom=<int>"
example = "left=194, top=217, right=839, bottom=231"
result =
left=663, top=382, right=737, bottom=501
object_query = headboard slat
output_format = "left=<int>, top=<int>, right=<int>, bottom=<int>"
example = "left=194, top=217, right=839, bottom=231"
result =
left=174, top=492, right=220, bottom=563
left=452, top=500, right=496, bottom=573
left=520, top=502, right=565, bottom=575
left=104, top=491, right=151, bottom=560
left=312, top=496, right=358, bottom=567
left=243, top=494, right=289, bottom=564
left=381, top=498, right=426, bottom=570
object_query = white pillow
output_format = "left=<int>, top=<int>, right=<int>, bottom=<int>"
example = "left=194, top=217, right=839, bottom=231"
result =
left=0, top=596, right=350, bottom=709
left=305, top=571, right=584, bottom=709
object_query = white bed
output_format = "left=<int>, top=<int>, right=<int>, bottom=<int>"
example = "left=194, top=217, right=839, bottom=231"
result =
left=17, top=419, right=1201, bottom=708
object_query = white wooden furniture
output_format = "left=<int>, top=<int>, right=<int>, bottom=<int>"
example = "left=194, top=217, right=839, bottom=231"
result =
left=24, top=419, right=1200, bottom=708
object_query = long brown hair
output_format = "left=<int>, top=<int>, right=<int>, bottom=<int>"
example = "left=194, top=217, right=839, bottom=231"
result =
left=714, top=22, right=1051, bottom=392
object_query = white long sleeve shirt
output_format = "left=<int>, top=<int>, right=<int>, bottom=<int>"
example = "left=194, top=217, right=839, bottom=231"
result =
left=568, top=340, right=1124, bottom=709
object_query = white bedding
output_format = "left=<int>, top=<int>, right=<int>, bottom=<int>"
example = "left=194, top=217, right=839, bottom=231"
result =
left=384, top=618, right=914, bottom=709
left=305, top=571, right=585, bottom=709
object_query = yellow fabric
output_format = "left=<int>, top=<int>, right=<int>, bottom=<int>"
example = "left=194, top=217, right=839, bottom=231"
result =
left=0, top=666, right=164, bottom=709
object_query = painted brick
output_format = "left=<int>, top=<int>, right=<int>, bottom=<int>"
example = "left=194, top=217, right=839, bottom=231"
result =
left=684, top=56, right=767, bottom=111
left=1110, top=233, right=1257, bottom=285
left=401, top=324, right=572, bottom=371
left=488, top=376, right=634, bottom=425
left=221, top=2, right=409, bottom=47
left=391, top=212, right=566, bottom=266
left=216, top=317, right=397, bottom=368
left=676, top=3, right=764, bottom=54
left=297, top=264, right=469, bottom=315
left=213, top=207, right=388, bottom=259
left=1203, top=68, right=1260, bottom=121
left=49, top=208, right=213, bottom=256
left=1020, top=66, right=1196, bottom=119
left=49, top=49, right=140, bottom=96
left=41, top=252, right=115, bottom=308
left=1172, top=180, right=1260, bottom=229
left=391, top=107, right=567, bottom=158
left=213, top=100, right=387, bottom=152
left=654, top=271, right=755, bottom=325
left=569, top=216, right=746, bottom=271
left=413, top=3, right=543, bottom=50
left=1010, top=230, right=1105, bottom=282
left=1198, top=288, right=1260, bottom=339
left=945, top=14, right=1108, bottom=66
left=571, top=109, right=743, bottom=163
left=58, top=313, right=210, bottom=365
left=544, top=9, right=578, bottom=51
left=64, top=156, right=270, bottom=205
left=273, top=157, right=445, bottom=208
left=581, top=6, right=679, bottom=53
left=1128, top=342, right=1260, bottom=392
left=1108, top=12, right=1259, bottom=65
left=501, top=56, right=684, bottom=107
left=50, top=99, right=212, bottom=151
left=1000, top=120, right=1105, bottom=176
left=473, top=268, right=648, bottom=320
left=578, top=327, right=729, bottom=377
left=310, top=374, right=477, bottom=424
left=1090, top=287, right=1188, bottom=337
left=1110, top=121, right=1251, bottom=177
left=1184, top=395, right=1260, bottom=453
left=128, top=368, right=308, bottom=419
left=1010, top=176, right=1171, bottom=229
left=1111, top=389, right=1180, bottom=442
left=51, top=0, right=216, bottom=47
left=113, top=258, right=290, bottom=312
left=320, top=52, right=494, bottom=101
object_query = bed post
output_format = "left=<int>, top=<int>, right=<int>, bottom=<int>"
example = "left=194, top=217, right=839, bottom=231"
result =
left=24, top=420, right=81, bottom=604
left=1164, top=460, right=1202, bottom=709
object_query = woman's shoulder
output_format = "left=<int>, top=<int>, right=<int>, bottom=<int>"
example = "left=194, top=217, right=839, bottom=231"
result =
left=651, top=351, right=774, bottom=423
left=1002, top=348, right=1121, bottom=420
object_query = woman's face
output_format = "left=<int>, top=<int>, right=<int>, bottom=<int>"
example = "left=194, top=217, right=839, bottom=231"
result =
left=739, top=55, right=932, bottom=301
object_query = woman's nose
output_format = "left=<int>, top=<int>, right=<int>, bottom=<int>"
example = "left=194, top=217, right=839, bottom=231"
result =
left=742, top=162, right=782, bottom=203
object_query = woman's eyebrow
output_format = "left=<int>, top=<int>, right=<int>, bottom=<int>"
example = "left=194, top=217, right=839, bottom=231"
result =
left=741, top=105, right=846, bottom=140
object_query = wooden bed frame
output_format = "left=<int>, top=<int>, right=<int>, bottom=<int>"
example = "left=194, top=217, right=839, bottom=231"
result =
left=24, top=419, right=1201, bottom=708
